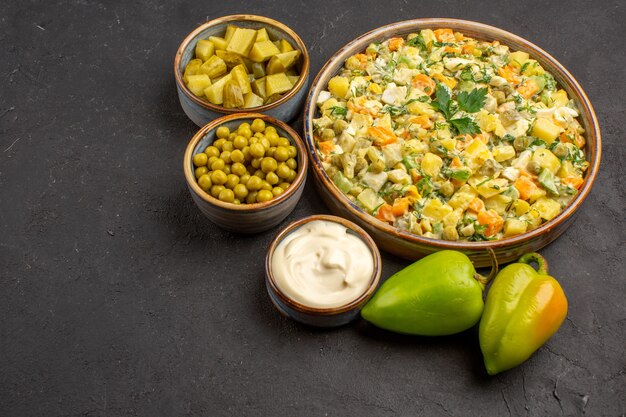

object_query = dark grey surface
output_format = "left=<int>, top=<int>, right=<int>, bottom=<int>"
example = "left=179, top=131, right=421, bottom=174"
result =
left=1, top=0, right=625, bottom=416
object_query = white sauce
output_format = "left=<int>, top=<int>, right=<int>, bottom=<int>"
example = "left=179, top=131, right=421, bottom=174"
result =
left=271, top=220, right=374, bottom=309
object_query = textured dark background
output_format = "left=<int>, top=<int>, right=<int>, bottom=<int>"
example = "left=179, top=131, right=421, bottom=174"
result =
left=1, top=0, right=625, bottom=416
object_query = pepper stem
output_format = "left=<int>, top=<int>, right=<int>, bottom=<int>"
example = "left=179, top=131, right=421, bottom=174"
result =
left=518, top=252, right=549, bottom=274
left=474, top=248, right=498, bottom=289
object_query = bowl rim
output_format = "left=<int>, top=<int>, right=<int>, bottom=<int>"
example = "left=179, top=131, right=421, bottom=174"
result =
left=265, top=214, right=382, bottom=315
left=303, top=17, right=602, bottom=251
left=183, top=112, right=308, bottom=211
left=174, top=14, right=310, bottom=114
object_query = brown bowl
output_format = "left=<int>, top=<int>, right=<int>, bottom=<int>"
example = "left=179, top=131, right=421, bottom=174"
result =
left=265, top=214, right=382, bottom=327
left=183, top=113, right=308, bottom=233
left=174, top=14, right=310, bottom=127
left=303, top=18, right=601, bottom=267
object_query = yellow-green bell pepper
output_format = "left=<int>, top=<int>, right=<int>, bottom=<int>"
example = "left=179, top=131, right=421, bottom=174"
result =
left=479, top=252, right=568, bottom=375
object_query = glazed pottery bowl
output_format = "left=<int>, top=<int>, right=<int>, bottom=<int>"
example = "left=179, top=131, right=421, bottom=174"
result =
left=174, top=14, right=310, bottom=127
left=303, top=18, right=601, bottom=267
left=265, top=215, right=382, bottom=327
left=183, top=113, right=308, bottom=233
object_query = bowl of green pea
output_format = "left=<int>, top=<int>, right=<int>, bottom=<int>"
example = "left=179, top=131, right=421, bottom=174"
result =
left=184, top=113, right=308, bottom=233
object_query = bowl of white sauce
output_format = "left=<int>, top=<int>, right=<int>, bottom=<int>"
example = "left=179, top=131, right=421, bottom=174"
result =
left=265, top=214, right=382, bottom=327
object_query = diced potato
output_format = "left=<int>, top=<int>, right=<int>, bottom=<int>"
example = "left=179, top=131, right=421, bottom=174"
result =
left=328, top=76, right=350, bottom=99
left=265, top=72, right=293, bottom=96
left=230, top=64, right=251, bottom=94
left=422, top=198, right=454, bottom=223
left=203, top=73, right=232, bottom=105
left=448, top=184, right=478, bottom=210
left=552, top=89, right=569, bottom=107
left=280, top=39, right=294, bottom=53
left=186, top=74, right=211, bottom=97
left=503, top=218, right=527, bottom=237
left=224, top=24, right=238, bottom=42
left=357, top=188, right=385, bottom=212
left=528, top=187, right=547, bottom=203
left=226, top=28, right=257, bottom=56
left=532, top=149, right=561, bottom=175
left=200, top=55, right=227, bottom=79
left=195, top=40, right=215, bottom=61
left=531, top=197, right=561, bottom=221
left=440, top=138, right=457, bottom=151
left=388, top=169, right=410, bottom=184
left=508, top=51, right=530, bottom=70
left=531, top=118, right=562, bottom=144
left=254, top=28, right=269, bottom=42
left=463, top=138, right=492, bottom=171
left=251, top=62, right=266, bottom=79
left=249, top=40, right=281, bottom=62
left=222, top=80, right=244, bottom=108
left=407, top=100, right=435, bottom=116
left=252, top=77, right=267, bottom=98
left=243, top=92, right=264, bottom=108
left=287, top=75, right=299, bottom=86
left=525, top=208, right=542, bottom=230
left=521, top=59, right=545, bottom=76
left=183, top=59, right=202, bottom=83
left=512, top=199, right=530, bottom=216
left=267, top=50, right=301, bottom=74
left=557, top=160, right=577, bottom=178
left=469, top=176, right=509, bottom=199
left=492, top=145, right=516, bottom=162
left=484, top=194, right=513, bottom=215
left=421, top=152, right=444, bottom=177
left=443, top=208, right=463, bottom=228
left=208, top=36, right=228, bottom=51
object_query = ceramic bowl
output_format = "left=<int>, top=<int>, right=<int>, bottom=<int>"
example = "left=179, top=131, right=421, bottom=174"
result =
left=174, top=14, right=310, bottom=127
left=303, top=18, right=601, bottom=267
left=265, top=215, right=382, bottom=327
left=183, top=113, right=308, bottom=233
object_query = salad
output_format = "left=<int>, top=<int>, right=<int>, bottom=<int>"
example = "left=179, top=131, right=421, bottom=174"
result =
left=313, top=28, right=588, bottom=241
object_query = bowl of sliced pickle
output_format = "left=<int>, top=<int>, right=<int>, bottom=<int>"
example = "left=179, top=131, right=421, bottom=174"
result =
left=175, top=15, right=310, bottom=126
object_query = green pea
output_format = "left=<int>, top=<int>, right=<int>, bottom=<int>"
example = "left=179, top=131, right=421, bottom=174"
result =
left=278, top=182, right=290, bottom=190
left=253, top=169, right=266, bottom=180
left=246, top=191, right=258, bottom=204
left=242, top=146, right=251, bottom=161
left=198, top=174, right=212, bottom=191
left=266, top=147, right=276, bottom=158
left=265, top=130, right=279, bottom=144
left=287, top=146, right=297, bottom=158
left=225, top=174, right=240, bottom=189
left=233, top=199, right=241, bottom=205
left=260, top=137, right=271, bottom=150
left=211, top=170, right=227, bottom=185
left=286, top=158, right=297, bottom=170
left=257, top=189, right=273, bottom=202
left=251, top=157, right=262, bottom=169
left=193, top=153, right=208, bottom=167
left=222, top=141, right=234, bottom=152
left=272, top=187, right=285, bottom=197
left=208, top=156, right=218, bottom=166
left=261, top=157, right=278, bottom=173
left=266, top=171, right=279, bottom=185
left=240, top=174, right=251, bottom=185
left=218, top=188, right=235, bottom=203
left=211, top=158, right=225, bottom=171
left=216, top=126, right=230, bottom=139
left=278, top=137, right=291, bottom=147
left=274, top=147, right=289, bottom=162
left=238, top=126, right=252, bottom=139
left=276, top=163, right=290, bottom=179
left=261, top=181, right=273, bottom=191
left=205, top=146, right=220, bottom=158
left=264, top=126, right=277, bottom=135
left=233, top=183, right=249, bottom=199
left=230, top=149, right=244, bottom=164
left=220, top=151, right=232, bottom=164
left=250, top=143, right=265, bottom=158
left=213, top=138, right=226, bottom=150
left=251, top=118, right=265, bottom=133
left=222, top=165, right=231, bottom=175
left=246, top=176, right=263, bottom=191
left=231, top=162, right=247, bottom=176
left=211, top=185, right=225, bottom=198
left=287, top=169, right=297, bottom=182
left=233, top=135, right=248, bottom=149
left=194, top=166, right=208, bottom=179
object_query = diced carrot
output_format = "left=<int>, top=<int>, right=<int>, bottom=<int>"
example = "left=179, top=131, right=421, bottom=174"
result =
left=406, top=185, right=421, bottom=203
left=432, top=72, right=457, bottom=89
left=348, top=96, right=377, bottom=116
left=410, top=168, right=421, bottom=183
left=461, top=44, right=475, bottom=55
left=478, top=209, right=504, bottom=237
left=376, top=203, right=395, bottom=223
left=392, top=197, right=410, bottom=216
left=517, top=79, right=539, bottom=99
left=409, top=114, right=433, bottom=129
left=353, top=53, right=368, bottom=70
left=561, top=176, right=584, bottom=190
left=559, top=131, right=585, bottom=149
left=498, top=65, right=522, bottom=85
left=388, top=37, right=404, bottom=52
left=433, top=28, right=454, bottom=42
left=368, top=126, right=397, bottom=146
left=411, top=74, right=436, bottom=95
left=444, top=46, right=462, bottom=55
left=514, top=176, right=538, bottom=200
left=317, top=140, right=334, bottom=155
left=468, top=197, right=485, bottom=213
left=474, top=133, right=488, bottom=144
left=450, top=157, right=464, bottom=169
